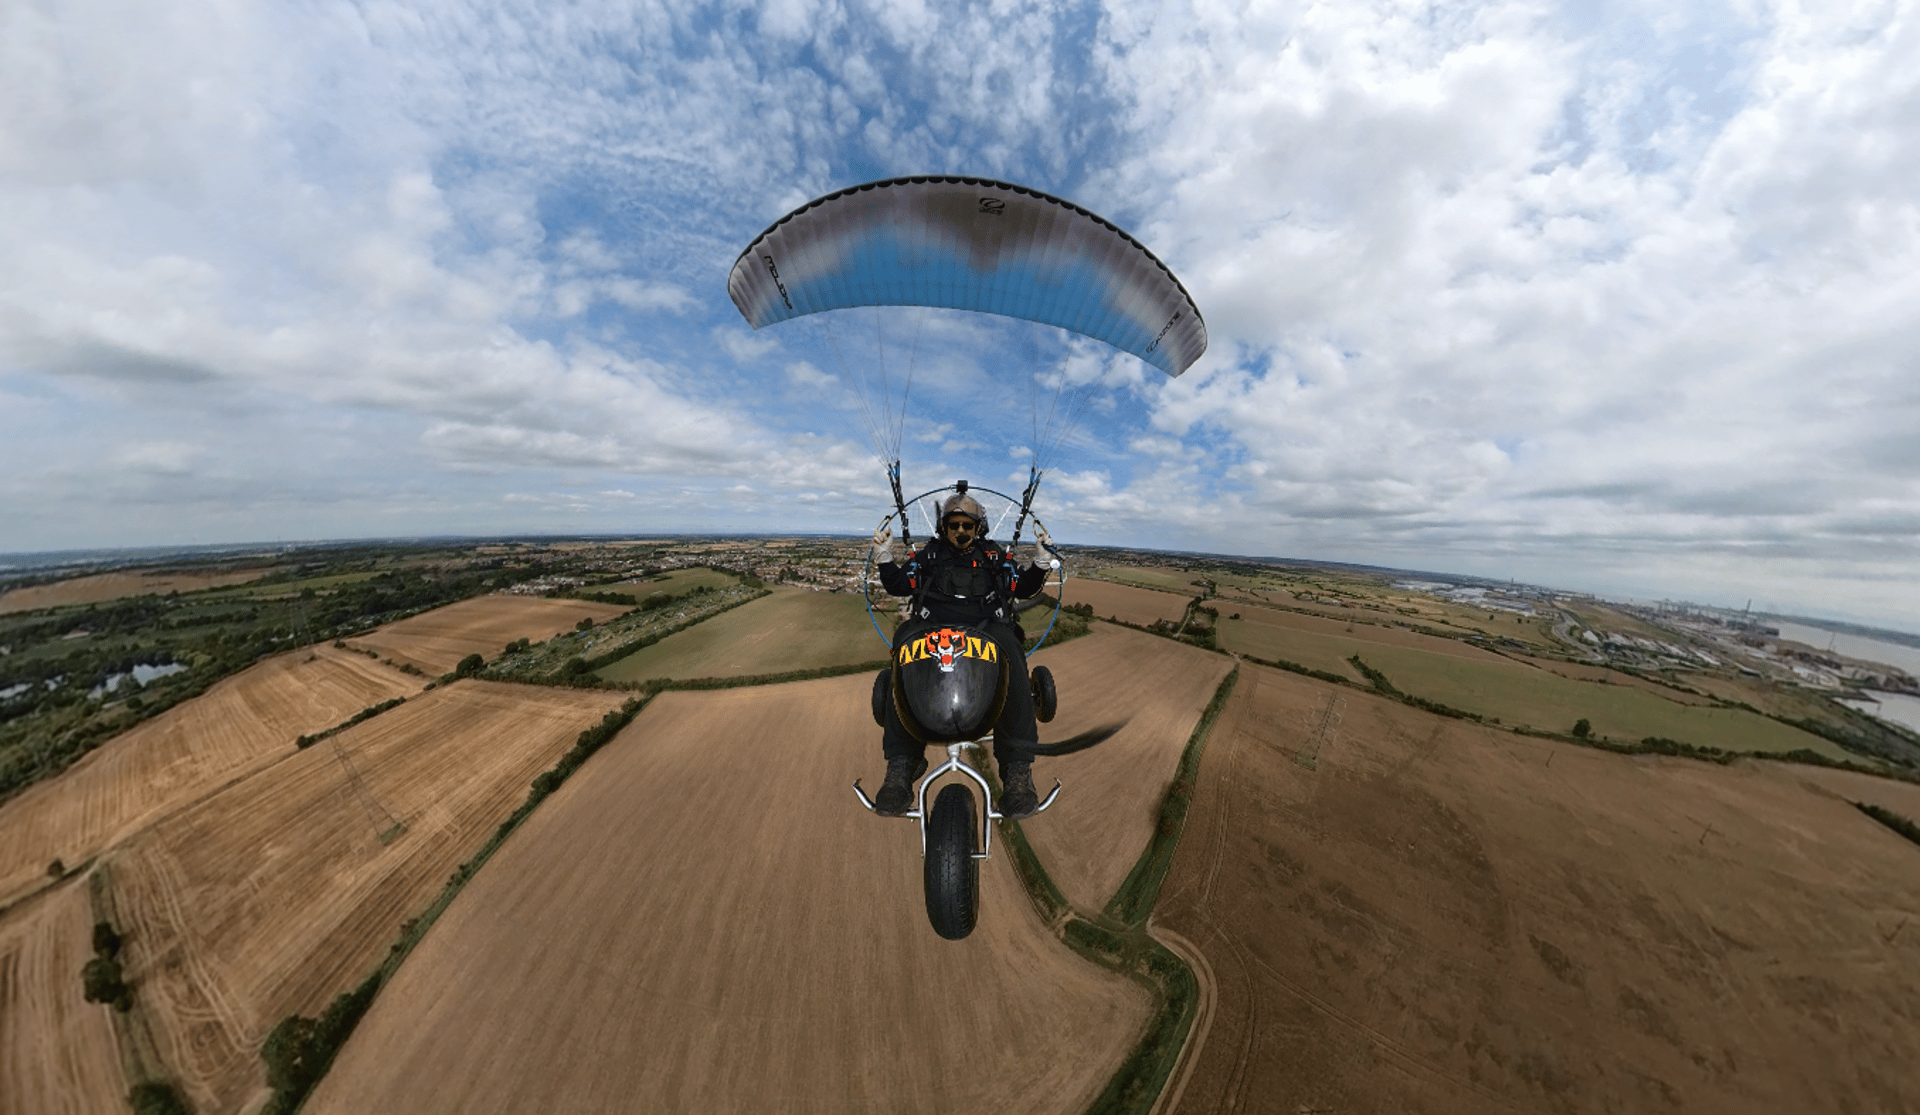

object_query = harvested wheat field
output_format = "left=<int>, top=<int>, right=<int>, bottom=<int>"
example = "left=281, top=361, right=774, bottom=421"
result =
left=0, top=882, right=127, bottom=1115
left=105, top=680, right=625, bottom=1115
left=345, top=594, right=631, bottom=675
left=307, top=674, right=1152, bottom=1115
left=1020, top=625, right=1234, bottom=913
left=0, top=644, right=419, bottom=908
left=1155, top=662, right=1920, bottom=1115
left=1064, top=578, right=1193, bottom=626
left=0, top=568, right=273, bottom=613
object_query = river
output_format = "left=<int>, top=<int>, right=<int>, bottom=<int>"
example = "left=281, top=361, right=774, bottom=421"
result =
left=1772, top=620, right=1920, bottom=678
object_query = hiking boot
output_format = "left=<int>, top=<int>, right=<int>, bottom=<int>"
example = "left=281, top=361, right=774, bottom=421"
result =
left=874, top=754, right=928, bottom=816
left=999, top=760, right=1040, bottom=819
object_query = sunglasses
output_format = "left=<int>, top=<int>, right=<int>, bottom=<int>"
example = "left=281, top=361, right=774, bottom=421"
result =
left=942, top=519, right=978, bottom=534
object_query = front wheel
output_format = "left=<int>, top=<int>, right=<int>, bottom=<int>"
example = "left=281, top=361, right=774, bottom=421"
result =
left=924, top=783, right=979, bottom=940
left=1031, top=665, right=1057, bottom=723
left=871, top=668, right=892, bottom=727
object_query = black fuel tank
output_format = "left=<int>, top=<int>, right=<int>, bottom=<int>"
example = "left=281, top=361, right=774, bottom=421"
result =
left=890, top=622, right=1008, bottom=743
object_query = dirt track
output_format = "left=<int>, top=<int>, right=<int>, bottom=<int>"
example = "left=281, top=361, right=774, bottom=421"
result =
left=108, top=680, right=625, bottom=1115
left=1157, top=663, right=1920, bottom=1114
left=307, top=672, right=1155, bottom=1115
left=0, top=881, right=126, bottom=1115
left=0, top=644, right=418, bottom=907
left=346, top=594, right=630, bottom=675
left=1021, top=625, right=1234, bottom=913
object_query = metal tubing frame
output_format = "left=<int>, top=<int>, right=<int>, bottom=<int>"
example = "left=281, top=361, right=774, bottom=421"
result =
left=861, top=480, right=1069, bottom=652
left=851, top=739, right=1062, bottom=859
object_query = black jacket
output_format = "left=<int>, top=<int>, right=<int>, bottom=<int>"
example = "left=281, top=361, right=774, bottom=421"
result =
left=878, top=537, right=1048, bottom=624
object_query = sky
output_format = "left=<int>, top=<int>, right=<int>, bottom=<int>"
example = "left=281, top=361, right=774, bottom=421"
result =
left=2, top=0, right=1917, bottom=629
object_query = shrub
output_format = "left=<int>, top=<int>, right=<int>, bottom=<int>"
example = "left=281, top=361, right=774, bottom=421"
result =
left=128, top=1081, right=191, bottom=1115
left=93, top=920, right=122, bottom=958
left=575, top=617, right=595, bottom=631
left=47, top=858, right=65, bottom=878
left=81, top=955, right=131, bottom=1010
left=562, top=657, right=591, bottom=678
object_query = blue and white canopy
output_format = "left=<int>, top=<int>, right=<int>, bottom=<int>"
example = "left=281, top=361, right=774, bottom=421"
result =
left=727, top=176, right=1206, bottom=377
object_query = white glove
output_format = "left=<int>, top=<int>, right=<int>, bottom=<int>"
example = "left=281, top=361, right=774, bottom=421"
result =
left=872, top=524, right=893, bottom=558
left=1034, top=524, right=1058, bottom=567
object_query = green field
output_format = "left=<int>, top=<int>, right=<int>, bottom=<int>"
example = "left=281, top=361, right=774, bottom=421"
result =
left=603, top=567, right=739, bottom=594
left=595, top=588, right=892, bottom=683
left=1219, top=618, right=1848, bottom=759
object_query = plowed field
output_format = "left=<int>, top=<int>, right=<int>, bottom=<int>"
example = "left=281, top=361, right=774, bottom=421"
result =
left=1020, top=626, right=1235, bottom=913
left=345, top=595, right=630, bottom=675
left=1157, top=663, right=1920, bottom=1114
left=108, top=681, right=625, bottom=1115
left=306, top=673, right=1154, bottom=1115
left=1064, top=579, right=1192, bottom=626
left=0, top=883, right=126, bottom=1115
left=0, top=645, right=419, bottom=907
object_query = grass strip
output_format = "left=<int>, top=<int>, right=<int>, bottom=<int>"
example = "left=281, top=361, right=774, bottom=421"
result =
left=1104, top=669, right=1240, bottom=926
left=985, top=668, right=1239, bottom=1115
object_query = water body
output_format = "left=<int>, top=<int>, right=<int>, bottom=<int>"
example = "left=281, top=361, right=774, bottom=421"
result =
left=88, top=662, right=188, bottom=699
left=1773, top=621, right=1920, bottom=678
left=1839, top=692, right=1920, bottom=737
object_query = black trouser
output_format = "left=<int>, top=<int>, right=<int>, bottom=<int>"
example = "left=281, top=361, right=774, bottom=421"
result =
left=881, top=618, right=1037, bottom=768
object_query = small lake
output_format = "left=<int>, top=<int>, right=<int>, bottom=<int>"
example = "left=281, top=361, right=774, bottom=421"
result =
left=1773, top=621, right=1920, bottom=678
left=1838, top=691, right=1920, bottom=737
left=89, top=662, right=188, bottom=699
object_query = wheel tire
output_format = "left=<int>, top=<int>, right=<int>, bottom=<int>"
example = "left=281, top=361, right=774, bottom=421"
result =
left=1031, top=665, right=1058, bottom=723
left=871, top=668, right=892, bottom=727
left=924, top=783, right=979, bottom=940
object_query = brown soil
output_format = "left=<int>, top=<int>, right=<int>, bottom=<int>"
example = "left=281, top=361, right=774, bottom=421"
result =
left=1022, top=625, right=1235, bottom=913
left=0, top=569, right=273, bottom=613
left=0, top=881, right=126, bottom=1115
left=305, top=673, right=1154, bottom=1115
left=1065, top=579, right=1194, bottom=626
left=1157, top=663, right=1920, bottom=1114
left=0, top=645, right=419, bottom=907
left=108, top=681, right=625, bottom=1115
left=344, top=594, right=630, bottom=675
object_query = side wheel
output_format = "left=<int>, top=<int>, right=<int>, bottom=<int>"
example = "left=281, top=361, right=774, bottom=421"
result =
left=1031, top=665, right=1057, bottom=723
left=872, top=668, right=892, bottom=727
left=925, top=783, right=979, bottom=940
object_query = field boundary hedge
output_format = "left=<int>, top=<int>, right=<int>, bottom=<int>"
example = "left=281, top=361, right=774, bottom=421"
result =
left=991, top=668, right=1239, bottom=1115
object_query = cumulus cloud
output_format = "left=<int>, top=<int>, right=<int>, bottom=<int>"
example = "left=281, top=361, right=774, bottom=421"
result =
left=1, top=0, right=1915, bottom=626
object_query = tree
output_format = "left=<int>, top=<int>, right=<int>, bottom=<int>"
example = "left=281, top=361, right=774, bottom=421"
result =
left=1572, top=718, right=1592, bottom=738
left=454, top=653, right=484, bottom=678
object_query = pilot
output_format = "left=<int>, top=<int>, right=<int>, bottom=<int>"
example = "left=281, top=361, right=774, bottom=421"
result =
left=870, top=493, right=1054, bottom=817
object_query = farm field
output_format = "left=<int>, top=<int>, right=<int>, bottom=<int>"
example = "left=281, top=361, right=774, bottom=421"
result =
left=598, top=566, right=739, bottom=594
left=1063, top=578, right=1192, bottom=626
left=1156, top=663, right=1920, bottom=1114
left=1222, top=604, right=1515, bottom=663
left=345, top=594, right=630, bottom=675
left=106, top=680, right=625, bottom=1115
left=0, top=568, right=275, bottom=613
left=1349, top=642, right=1849, bottom=758
left=0, top=882, right=126, bottom=1115
left=307, top=674, right=1153, bottom=1115
left=0, top=644, right=420, bottom=907
left=595, top=586, right=887, bottom=683
left=1021, top=625, right=1235, bottom=913
left=1089, top=566, right=1207, bottom=593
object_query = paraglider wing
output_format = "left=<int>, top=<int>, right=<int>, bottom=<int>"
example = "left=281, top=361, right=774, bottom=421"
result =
left=728, top=176, right=1207, bottom=377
